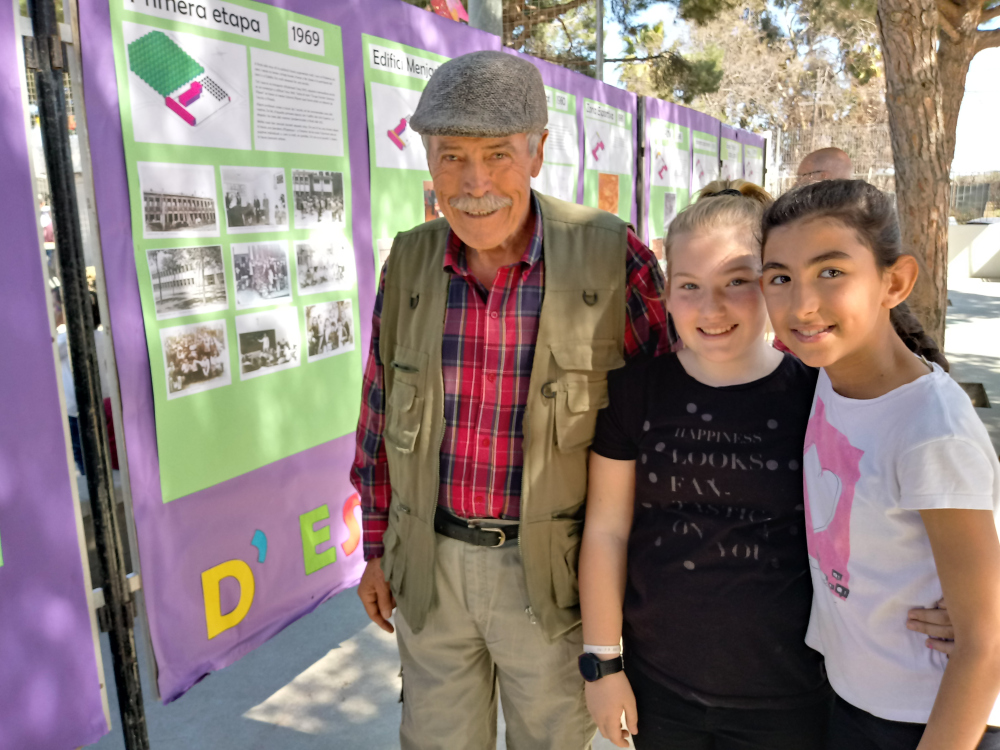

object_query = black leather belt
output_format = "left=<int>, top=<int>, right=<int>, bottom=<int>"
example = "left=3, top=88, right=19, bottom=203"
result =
left=434, top=507, right=519, bottom=548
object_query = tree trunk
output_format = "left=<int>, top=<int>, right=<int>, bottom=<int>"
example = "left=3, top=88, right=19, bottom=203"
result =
left=877, top=0, right=952, bottom=349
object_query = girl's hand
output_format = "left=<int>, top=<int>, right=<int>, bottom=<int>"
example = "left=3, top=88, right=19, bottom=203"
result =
left=585, top=671, right=638, bottom=748
left=908, top=598, right=954, bottom=656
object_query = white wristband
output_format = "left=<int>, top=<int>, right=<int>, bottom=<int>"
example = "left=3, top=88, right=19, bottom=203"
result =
left=583, top=644, right=622, bottom=655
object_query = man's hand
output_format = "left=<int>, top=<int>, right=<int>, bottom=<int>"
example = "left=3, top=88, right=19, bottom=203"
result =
left=907, top=597, right=954, bottom=656
left=358, top=557, right=396, bottom=634
left=584, top=671, right=638, bottom=748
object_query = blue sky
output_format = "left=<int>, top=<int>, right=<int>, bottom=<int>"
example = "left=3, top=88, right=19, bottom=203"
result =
left=602, top=8, right=1000, bottom=175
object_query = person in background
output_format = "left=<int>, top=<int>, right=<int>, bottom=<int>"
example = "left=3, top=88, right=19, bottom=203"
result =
left=796, top=147, right=853, bottom=186
left=56, top=289, right=112, bottom=475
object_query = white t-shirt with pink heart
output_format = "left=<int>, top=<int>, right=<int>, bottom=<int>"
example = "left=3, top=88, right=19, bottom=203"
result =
left=803, top=364, right=1000, bottom=725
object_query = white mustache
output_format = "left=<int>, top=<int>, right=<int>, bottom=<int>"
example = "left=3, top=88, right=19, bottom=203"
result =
left=449, top=193, right=512, bottom=213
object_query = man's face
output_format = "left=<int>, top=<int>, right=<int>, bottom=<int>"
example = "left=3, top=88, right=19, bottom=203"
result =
left=427, top=133, right=545, bottom=253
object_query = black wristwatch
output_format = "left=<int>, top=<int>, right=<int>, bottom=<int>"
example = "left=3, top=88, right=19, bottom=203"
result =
left=578, top=652, right=624, bottom=682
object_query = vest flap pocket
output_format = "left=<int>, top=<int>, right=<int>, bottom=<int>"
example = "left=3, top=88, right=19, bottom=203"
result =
left=385, top=382, right=422, bottom=454
left=566, top=380, right=610, bottom=414
left=550, top=518, right=582, bottom=609
left=555, top=381, right=608, bottom=452
left=550, top=340, right=624, bottom=372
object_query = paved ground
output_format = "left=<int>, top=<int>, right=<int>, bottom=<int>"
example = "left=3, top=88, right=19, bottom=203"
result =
left=91, top=591, right=624, bottom=750
left=944, top=279, right=1000, bottom=455
left=90, top=281, right=1000, bottom=750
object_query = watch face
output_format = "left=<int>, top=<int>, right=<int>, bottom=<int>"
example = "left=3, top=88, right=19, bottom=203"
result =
left=578, top=653, right=602, bottom=682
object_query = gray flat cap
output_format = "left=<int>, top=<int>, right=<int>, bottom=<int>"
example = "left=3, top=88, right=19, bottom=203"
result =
left=409, top=51, right=547, bottom=138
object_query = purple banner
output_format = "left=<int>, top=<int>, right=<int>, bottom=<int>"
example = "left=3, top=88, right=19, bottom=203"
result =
left=0, top=2, right=109, bottom=747
left=78, top=0, right=392, bottom=702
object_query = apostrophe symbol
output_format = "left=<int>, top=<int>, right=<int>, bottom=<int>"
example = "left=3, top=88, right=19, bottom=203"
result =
left=251, top=529, right=268, bottom=564
left=342, top=493, right=362, bottom=557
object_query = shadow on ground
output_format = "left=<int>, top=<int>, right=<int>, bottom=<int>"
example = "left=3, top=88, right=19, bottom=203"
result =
left=92, top=591, right=403, bottom=750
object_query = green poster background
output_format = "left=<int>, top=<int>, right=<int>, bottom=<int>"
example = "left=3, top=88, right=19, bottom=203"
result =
left=361, top=34, right=449, bottom=277
left=110, top=0, right=361, bottom=502
left=647, top=118, right=690, bottom=251
left=582, top=99, right=632, bottom=221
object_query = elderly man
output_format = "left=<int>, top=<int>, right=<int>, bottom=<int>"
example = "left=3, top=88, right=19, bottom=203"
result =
left=795, top=146, right=853, bottom=186
left=350, top=51, right=672, bottom=749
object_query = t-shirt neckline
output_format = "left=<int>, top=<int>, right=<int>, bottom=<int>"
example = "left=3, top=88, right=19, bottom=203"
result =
left=819, top=361, right=943, bottom=406
left=670, top=351, right=797, bottom=393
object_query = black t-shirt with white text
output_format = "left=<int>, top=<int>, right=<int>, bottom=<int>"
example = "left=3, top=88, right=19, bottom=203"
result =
left=592, top=353, right=828, bottom=709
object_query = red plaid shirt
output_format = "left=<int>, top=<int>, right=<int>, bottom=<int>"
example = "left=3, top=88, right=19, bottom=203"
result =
left=351, top=197, right=673, bottom=559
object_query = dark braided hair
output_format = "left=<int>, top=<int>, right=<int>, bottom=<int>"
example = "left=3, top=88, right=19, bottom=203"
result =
left=761, top=180, right=949, bottom=371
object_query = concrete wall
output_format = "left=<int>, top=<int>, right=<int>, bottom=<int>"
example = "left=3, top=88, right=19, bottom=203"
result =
left=948, top=223, right=1000, bottom=280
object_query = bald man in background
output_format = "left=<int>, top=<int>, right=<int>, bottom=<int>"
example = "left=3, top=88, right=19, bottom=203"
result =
left=796, top=147, right=853, bottom=186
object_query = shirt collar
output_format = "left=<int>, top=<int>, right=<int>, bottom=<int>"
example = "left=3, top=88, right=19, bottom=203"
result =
left=443, top=192, right=544, bottom=279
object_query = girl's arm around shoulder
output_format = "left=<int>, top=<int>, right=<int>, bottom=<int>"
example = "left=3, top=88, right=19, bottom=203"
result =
left=918, top=507, right=1000, bottom=750
left=580, top=453, right=637, bottom=748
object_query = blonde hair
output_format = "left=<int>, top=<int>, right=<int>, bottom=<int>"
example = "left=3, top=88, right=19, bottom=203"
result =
left=664, top=179, right=774, bottom=273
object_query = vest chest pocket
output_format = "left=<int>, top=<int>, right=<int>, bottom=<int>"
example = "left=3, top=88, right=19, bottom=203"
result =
left=385, top=346, right=428, bottom=454
left=549, top=341, right=622, bottom=453
left=385, top=382, right=423, bottom=454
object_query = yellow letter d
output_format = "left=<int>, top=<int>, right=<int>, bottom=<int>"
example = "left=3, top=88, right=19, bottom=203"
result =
left=201, top=559, right=255, bottom=640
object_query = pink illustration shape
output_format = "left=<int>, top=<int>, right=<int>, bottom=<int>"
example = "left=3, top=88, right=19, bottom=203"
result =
left=387, top=118, right=408, bottom=150
left=803, top=397, right=864, bottom=600
left=165, top=96, right=196, bottom=126
left=657, top=164, right=669, bottom=180
left=591, top=140, right=605, bottom=161
left=178, top=81, right=202, bottom=107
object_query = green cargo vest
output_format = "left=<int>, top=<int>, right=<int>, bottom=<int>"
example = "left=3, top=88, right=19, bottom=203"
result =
left=378, top=192, right=627, bottom=641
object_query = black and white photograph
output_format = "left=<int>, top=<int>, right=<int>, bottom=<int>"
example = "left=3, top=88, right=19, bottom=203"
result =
left=295, top=236, right=355, bottom=296
left=161, top=320, right=231, bottom=399
left=138, top=161, right=219, bottom=239
left=305, top=300, right=355, bottom=363
left=292, top=170, right=345, bottom=228
left=235, top=308, right=301, bottom=380
left=146, top=246, right=228, bottom=320
left=221, top=166, right=289, bottom=234
left=232, top=241, right=291, bottom=310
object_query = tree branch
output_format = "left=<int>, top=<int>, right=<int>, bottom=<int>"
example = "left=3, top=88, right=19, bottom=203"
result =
left=937, top=0, right=963, bottom=25
left=939, top=11, right=962, bottom=42
left=982, top=2, right=1000, bottom=22
left=976, top=27, right=1000, bottom=50
left=604, top=51, right=681, bottom=63
left=509, top=0, right=590, bottom=27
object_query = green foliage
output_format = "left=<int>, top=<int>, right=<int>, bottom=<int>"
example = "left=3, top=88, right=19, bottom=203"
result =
left=619, top=0, right=885, bottom=130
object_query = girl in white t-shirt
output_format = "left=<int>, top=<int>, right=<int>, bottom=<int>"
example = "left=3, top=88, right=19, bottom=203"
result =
left=761, top=179, right=1000, bottom=750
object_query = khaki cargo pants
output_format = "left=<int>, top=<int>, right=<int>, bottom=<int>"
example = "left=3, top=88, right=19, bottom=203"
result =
left=395, top=534, right=596, bottom=750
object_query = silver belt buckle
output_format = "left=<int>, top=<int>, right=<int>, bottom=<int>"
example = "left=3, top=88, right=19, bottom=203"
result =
left=480, top=527, right=506, bottom=547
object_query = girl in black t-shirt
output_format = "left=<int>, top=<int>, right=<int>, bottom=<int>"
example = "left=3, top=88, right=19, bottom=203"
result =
left=579, top=182, right=953, bottom=749
left=580, top=180, right=830, bottom=749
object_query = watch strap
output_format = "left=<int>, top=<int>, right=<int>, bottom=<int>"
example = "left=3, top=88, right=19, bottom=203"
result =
left=595, top=655, right=624, bottom=679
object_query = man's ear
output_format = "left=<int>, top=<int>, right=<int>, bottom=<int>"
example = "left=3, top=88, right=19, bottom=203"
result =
left=531, top=131, right=549, bottom=178
left=884, top=254, right=919, bottom=309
